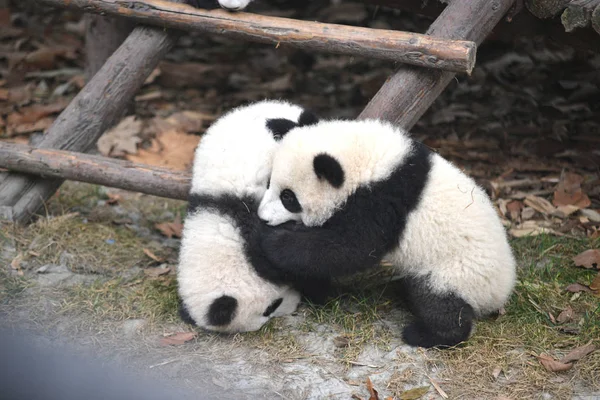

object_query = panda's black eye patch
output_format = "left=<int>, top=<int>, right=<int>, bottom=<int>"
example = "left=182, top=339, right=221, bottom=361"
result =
left=280, top=189, right=302, bottom=213
left=263, top=297, right=283, bottom=317
left=207, top=295, right=238, bottom=326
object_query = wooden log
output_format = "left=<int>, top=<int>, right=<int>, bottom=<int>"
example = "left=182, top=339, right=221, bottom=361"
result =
left=0, top=0, right=188, bottom=223
left=359, top=0, right=515, bottom=129
left=0, top=142, right=190, bottom=201
left=85, top=15, right=134, bottom=79
left=33, top=0, right=478, bottom=74
left=525, top=0, right=570, bottom=18
left=593, top=3, right=600, bottom=33
left=561, top=0, right=600, bottom=31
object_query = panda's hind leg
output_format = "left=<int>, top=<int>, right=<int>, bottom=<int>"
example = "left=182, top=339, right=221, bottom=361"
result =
left=397, top=275, right=474, bottom=349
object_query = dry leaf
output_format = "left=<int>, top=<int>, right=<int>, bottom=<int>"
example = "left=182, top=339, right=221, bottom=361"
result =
left=7, top=99, right=69, bottom=125
left=564, top=283, right=592, bottom=293
left=553, top=205, right=580, bottom=219
left=144, top=267, right=171, bottom=277
left=125, top=129, right=200, bottom=171
left=590, top=273, right=600, bottom=298
left=10, top=253, right=23, bottom=270
left=333, top=335, right=351, bottom=348
left=98, top=116, right=143, bottom=157
left=106, top=193, right=122, bottom=205
left=553, top=172, right=591, bottom=209
left=537, top=354, right=573, bottom=372
left=559, top=343, right=596, bottom=364
left=492, top=367, right=502, bottom=379
left=573, top=249, right=600, bottom=269
left=399, top=386, right=429, bottom=400
left=555, top=306, right=575, bottom=324
left=506, top=200, right=524, bottom=221
left=159, top=331, right=197, bottom=346
left=143, top=248, right=164, bottom=262
left=154, top=214, right=183, bottom=238
left=580, top=209, right=600, bottom=223
left=7, top=117, right=54, bottom=136
left=366, top=377, right=379, bottom=400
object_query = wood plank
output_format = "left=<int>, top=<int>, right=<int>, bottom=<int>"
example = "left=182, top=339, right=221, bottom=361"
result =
left=34, top=0, right=477, bottom=73
left=0, top=0, right=188, bottom=222
left=0, top=142, right=191, bottom=200
left=561, top=0, right=600, bottom=31
left=359, top=0, right=516, bottom=130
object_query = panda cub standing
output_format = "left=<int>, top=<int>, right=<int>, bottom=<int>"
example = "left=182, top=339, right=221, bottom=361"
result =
left=258, top=119, right=517, bottom=348
left=178, top=100, right=319, bottom=333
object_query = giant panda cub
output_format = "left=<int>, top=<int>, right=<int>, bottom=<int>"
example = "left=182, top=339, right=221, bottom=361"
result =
left=257, top=119, right=517, bottom=348
left=178, top=100, right=319, bottom=333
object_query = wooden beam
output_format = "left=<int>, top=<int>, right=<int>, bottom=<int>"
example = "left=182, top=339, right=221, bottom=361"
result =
left=525, top=0, right=570, bottom=18
left=33, top=0, right=477, bottom=73
left=593, top=3, right=600, bottom=33
left=0, top=0, right=188, bottom=223
left=359, top=0, right=515, bottom=129
left=561, top=0, right=600, bottom=31
left=84, top=15, right=134, bottom=80
left=0, top=142, right=190, bottom=201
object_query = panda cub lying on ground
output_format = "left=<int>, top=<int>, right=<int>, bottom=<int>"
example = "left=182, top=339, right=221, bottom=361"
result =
left=258, top=119, right=517, bottom=348
left=177, top=100, right=320, bottom=333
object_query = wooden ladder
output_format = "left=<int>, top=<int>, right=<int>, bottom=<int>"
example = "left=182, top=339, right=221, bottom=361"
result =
left=0, top=0, right=514, bottom=223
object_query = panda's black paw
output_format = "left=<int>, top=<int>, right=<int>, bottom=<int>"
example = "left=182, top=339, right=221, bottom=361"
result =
left=187, top=0, right=220, bottom=9
left=402, top=322, right=464, bottom=349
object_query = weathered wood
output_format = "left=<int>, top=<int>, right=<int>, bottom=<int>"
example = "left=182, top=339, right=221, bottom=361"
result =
left=561, top=0, right=600, bottom=31
left=0, top=0, right=187, bottom=223
left=592, top=3, right=600, bottom=33
left=0, top=142, right=190, bottom=200
left=525, top=0, right=570, bottom=18
left=359, top=0, right=515, bottom=130
left=85, top=15, right=134, bottom=79
left=34, top=0, right=478, bottom=73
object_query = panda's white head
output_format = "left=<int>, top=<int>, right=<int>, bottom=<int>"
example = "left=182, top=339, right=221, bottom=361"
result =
left=258, top=119, right=415, bottom=227
left=178, top=209, right=302, bottom=333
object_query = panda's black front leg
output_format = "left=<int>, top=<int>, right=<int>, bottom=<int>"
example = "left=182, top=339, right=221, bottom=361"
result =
left=396, top=275, right=474, bottom=348
left=187, top=0, right=221, bottom=9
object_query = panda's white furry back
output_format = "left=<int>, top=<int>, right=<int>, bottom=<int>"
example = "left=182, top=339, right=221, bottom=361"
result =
left=257, top=119, right=516, bottom=347
left=178, top=100, right=317, bottom=333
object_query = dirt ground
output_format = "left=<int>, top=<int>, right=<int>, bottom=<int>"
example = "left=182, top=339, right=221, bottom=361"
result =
left=1, top=1, right=600, bottom=399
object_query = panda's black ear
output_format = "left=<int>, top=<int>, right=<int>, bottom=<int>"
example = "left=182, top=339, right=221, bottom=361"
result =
left=298, top=109, right=319, bottom=127
left=313, top=153, right=344, bottom=188
left=266, top=118, right=297, bottom=141
left=207, top=295, right=238, bottom=326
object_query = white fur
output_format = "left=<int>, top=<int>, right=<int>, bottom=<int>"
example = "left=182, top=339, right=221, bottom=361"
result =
left=178, top=100, right=304, bottom=332
left=218, top=0, right=252, bottom=10
left=259, top=119, right=516, bottom=316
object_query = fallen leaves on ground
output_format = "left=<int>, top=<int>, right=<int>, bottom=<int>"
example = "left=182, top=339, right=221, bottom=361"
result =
left=125, top=129, right=200, bottom=171
left=555, top=306, right=575, bottom=324
left=144, top=266, right=171, bottom=278
left=154, top=215, right=183, bottom=238
left=537, top=343, right=596, bottom=372
left=564, top=282, right=592, bottom=293
left=97, top=116, right=143, bottom=157
left=573, top=249, right=600, bottom=269
left=553, top=172, right=591, bottom=209
left=143, top=248, right=164, bottom=263
left=366, top=377, right=379, bottom=400
left=398, top=386, right=430, bottom=400
left=159, top=331, right=197, bottom=346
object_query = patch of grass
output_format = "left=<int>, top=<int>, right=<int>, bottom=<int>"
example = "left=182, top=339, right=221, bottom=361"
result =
left=10, top=212, right=150, bottom=274
left=238, top=319, right=306, bottom=362
left=0, top=270, right=31, bottom=303
left=302, top=290, right=394, bottom=364
left=430, top=235, right=600, bottom=399
left=61, top=275, right=180, bottom=324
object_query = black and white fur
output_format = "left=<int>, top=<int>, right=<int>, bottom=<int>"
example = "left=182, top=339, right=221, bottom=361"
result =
left=177, top=100, right=319, bottom=333
left=188, top=0, right=252, bottom=11
left=257, top=119, right=516, bottom=347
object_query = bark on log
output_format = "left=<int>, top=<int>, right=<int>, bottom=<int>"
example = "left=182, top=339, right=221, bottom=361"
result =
left=0, top=0, right=187, bottom=223
left=359, top=0, right=515, bottom=130
left=33, top=0, right=477, bottom=74
left=561, top=0, right=600, bottom=31
left=0, top=142, right=191, bottom=201
left=85, top=15, right=134, bottom=80
left=592, top=3, right=600, bottom=33
left=525, top=0, right=570, bottom=18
